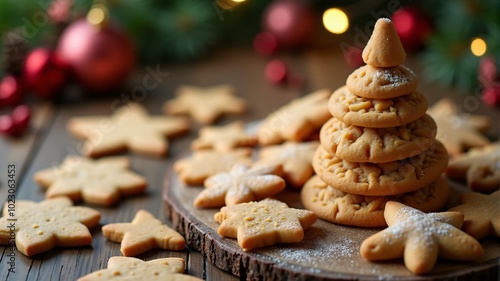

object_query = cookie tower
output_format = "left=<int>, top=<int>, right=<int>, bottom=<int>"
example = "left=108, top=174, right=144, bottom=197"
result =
left=301, top=18, right=450, bottom=227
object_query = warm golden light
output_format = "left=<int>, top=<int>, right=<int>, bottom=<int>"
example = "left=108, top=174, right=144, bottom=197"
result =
left=87, top=6, right=106, bottom=25
left=323, top=8, right=349, bottom=34
left=231, top=0, right=245, bottom=2
left=471, top=37, right=487, bottom=57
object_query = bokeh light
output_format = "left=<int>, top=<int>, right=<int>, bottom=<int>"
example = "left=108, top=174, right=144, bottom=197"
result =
left=323, top=8, right=349, bottom=34
left=470, top=37, right=487, bottom=57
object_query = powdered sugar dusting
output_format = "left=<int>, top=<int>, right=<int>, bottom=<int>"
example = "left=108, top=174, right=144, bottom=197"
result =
left=373, top=67, right=414, bottom=87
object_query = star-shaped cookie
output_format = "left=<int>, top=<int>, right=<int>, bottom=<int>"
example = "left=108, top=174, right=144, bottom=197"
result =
left=360, top=201, right=483, bottom=275
left=34, top=156, right=147, bottom=206
left=214, top=199, right=317, bottom=251
left=68, top=103, right=189, bottom=158
left=77, top=257, right=202, bottom=281
left=163, top=84, right=247, bottom=124
left=102, top=210, right=185, bottom=257
left=0, top=197, right=101, bottom=257
left=256, top=141, right=319, bottom=188
left=428, top=98, right=490, bottom=156
left=194, top=163, right=285, bottom=208
left=257, top=89, right=331, bottom=145
left=446, top=142, right=500, bottom=193
left=174, top=149, right=253, bottom=185
left=191, top=121, right=257, bottom=151
left=449, top=190, right=500, bottom=239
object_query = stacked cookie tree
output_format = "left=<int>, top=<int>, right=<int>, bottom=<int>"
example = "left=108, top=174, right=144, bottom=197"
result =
left=302, top=18, right=450, bottom=227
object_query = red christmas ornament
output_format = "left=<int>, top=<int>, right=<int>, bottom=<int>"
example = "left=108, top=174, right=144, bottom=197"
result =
left=253, top=32, right=279, bottom=56
left=57, top=15, right=135, bottom=92
left=482, top=85, right=500, bottom=107
left=478, top=56, right=498, bottom=87
left=12, top=105, right=31, bottom=128
left=0, top=105, right=31, bottom=137
left=23, top=48, right=67, bottom=99
left=0, top=75, right=24, bottom=107
left=262, top=0, right=315, bottom=49
left=265, top=59, right=287, bottom=84
left=391, top=7, right=432, bottom=51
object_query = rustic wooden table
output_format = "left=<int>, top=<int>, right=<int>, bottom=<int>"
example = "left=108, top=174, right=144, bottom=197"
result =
left=1, top=47, right=499, bottom=281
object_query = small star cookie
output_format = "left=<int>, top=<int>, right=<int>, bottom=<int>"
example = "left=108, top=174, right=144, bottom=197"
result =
left=68, top=103, right=189, bottom=157
left=34, top=156, right=147, bottom=206
left=102, top=210, right=185, bottom=257
left=214, top=199, right=317, bottom=251
left=428, top=98, right=490, bottom=156
left=256, top=141, right=319, bottom=188
left=191, top=121, right=257, bottom=151
left=194, top=163, right=285, bottom=208
left=360, top=201, right=483, bottom=275
left=449, top=190, right=500, bottom=239
left=446, top=142, right=500, bottom=193
left=163, top=84, right=247, bottom=124
left=174, top=149, right=253, bottom=185
left=0, top=197, right=101, bottom=257
left=77, top=257, right=202, bottom=281
left=257, top=89, right=331, bottom=145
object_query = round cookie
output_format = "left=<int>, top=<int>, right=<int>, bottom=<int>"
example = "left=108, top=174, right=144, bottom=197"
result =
left=346, top=65, right=418, bottom=99
left=301, top=176, right=449, bottom=227
left=320, top=115, right=437, bottom=163
left=312, top=141, right=448, bottom=196
left=328, top=86, right=428, bottom=128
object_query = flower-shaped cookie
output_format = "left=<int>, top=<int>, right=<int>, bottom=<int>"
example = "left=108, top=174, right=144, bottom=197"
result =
left=102, top=210, right=185, bottom=256
left=191, top=121, right=257, bottom=151
left=194, top=163, right=285, bottom=208
left=77, top=257, right=202, bottom=281
left=360, top=201, right=483, bottom=274
left=214, top=199, right=317, bottom=250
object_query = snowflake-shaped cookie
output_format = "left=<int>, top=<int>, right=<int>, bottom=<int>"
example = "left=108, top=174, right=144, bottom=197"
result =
left=102, top=210, right=185, bottom=256
left=68, top=103, right=189, bottom=157
left=77, top=257, right=202, bottom=281
left=214, top=199, right=317, bottom=250
left=34, top=156, right=147, bottom=206
left=360, top=201, right=483, bottom=274
left=163, top=84, right=247, bottom=124
left=191, top=122, right=257, bottom=151
left=0, top=197, right=101, bottom=257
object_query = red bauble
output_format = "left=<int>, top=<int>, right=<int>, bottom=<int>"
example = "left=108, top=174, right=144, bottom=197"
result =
left=12, top=105, right=31, bottom=128
left=478, top=56, right=498, bottom=86
left=391, top=7, right=432, bottom=51
left=0, top=75, right=24, bottom=107
left=0, top=105, right=31, bottom=137
left=262, top=0, right=315, bottom=49
left=23, top=48, right=67, bottom=99
left=253, top=32, right=279, bottom=56
left=265, top=59, right=287, bottom=84
left=482, top=85, right=500, bottom=107
left=57, top=19, right=136, bottom=92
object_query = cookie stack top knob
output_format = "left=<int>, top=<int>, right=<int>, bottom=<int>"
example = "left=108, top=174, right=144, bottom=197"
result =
left=362, top=18, right=406, bottom=68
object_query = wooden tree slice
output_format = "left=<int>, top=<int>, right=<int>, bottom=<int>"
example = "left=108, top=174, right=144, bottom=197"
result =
left=163, top=166, right=500, bottom=280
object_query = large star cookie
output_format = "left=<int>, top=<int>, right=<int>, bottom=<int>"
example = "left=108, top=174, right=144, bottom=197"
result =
left=257, top=89, right=331, bottom=145
left=34, top=156, right=147, bottom=206
left=446, top=142, right=500, bottom=193
left=163, top=84, right=246, bottom=124
left=214, top=199, right=317, bottom=250
left=194, top=163, right=285, bottom=208
left=360, top=201, right=483, bottom=274
left=77, top=257, right=202, bottom=281
left=191, top=122, right=257, bottom=151
left=449, top=190, right=500, bottom=239
left=0, top=197, right=100, bottom=256
left=428, top=98, right=490, bottom=156
left=68, top=103, right=189, bottom=157
left=102, top=210, right=185, bottom=257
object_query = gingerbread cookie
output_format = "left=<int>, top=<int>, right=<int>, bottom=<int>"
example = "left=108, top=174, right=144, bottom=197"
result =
left=362, top=18, right=406, bottom=68
left=34, top=156, right=147, bottom=206
left=102, top=210, right=185, bottom=256
left=194, top=163, right=285, bottom=208
left=77, top=257, right=202, bottom=281
left=255, top=141, right=319, bottom=188
left=313, top=141, right=448, bottom=196
left=191, top=121, right=257, bottom=151
left=0, top=197, right=100, bottom=257
left=428, top=98, right=490, bottom=156
left=446, top=142, right=500, bottom=193
left=449, top=190, right=500, bottom=239
left=214, top=199, right=317, bottom=251
left=257, top=89, right=331, bottom=145
left=174, top=149, right=253, bottom=185
left=320, top=115, right=436, bottom=163
left=360, top=201, right=483, bottom=275
left=163, top=84, right=246, bottom=124
left=301, top=176, right=449, bottom=227
left=68, top=103, right=189, bottom=157
left=328, top=86, right=427, bottom=128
